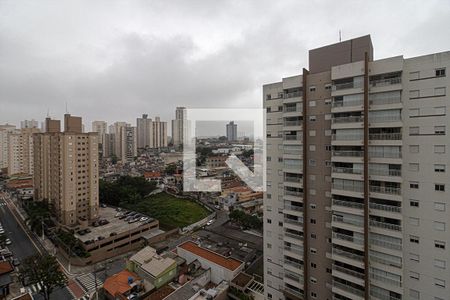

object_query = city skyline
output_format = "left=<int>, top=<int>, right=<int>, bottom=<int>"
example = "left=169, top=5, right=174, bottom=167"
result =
left=1, top=1, right=449, bottom=127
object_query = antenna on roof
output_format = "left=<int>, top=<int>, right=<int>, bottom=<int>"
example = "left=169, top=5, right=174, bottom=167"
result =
left=65, top=101, right=69, bottom=114
left=339, top=30, right=342, bottom=42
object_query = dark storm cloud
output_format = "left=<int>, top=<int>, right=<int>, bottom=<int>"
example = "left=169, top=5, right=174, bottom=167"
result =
left=0, top=0, right=449, bottom=130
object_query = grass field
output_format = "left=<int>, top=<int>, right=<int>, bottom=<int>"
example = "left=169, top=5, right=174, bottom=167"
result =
left=124, top=192, right=209, bottom=229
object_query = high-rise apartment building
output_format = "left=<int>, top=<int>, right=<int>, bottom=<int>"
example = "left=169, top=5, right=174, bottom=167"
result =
left=0, top=124, right=16, bottom=171
left=172, top=107, right=186, bottom=147
left=226, top=121, right=237, bottom=142
left=109, top=121, right=127, bottom=159
left=136, top=114, right=153, bottom=149
left=34, top=114, right=99, bottom=226
left=21, top=119, right=39, bottom=129
left=264, top=35, right=450, bottom=300
left=92, top=121, right=108, bottom=158
left=152, top=116, right=168, bottom=148
left=8, top=127, right=40, bottom=176
left=121, top=126, right=137, bottom=162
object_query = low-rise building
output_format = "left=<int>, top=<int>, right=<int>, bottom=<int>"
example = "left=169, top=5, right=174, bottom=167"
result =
left=176, top=241, right=244, bottom=284
left=103, top=270, right=144, bottom=300
left=205, top=156, right=227, bottom=169
left=128, top=246, right=177, bottom=289
left=0, top=261, right=13, bottom=299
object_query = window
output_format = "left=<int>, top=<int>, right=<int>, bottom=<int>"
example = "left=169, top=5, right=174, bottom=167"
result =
left=309, top=145, right=316, bottom=151
left=309, top=115, right=316, bottom=121
left=410, top=253, right=420, bottom=262
left=309, top=100, right=316, bottom=107
left=267, top=156, right=271, bottom=161
left=435, top=106, right=446, bottom=115
left=409, top=271, right=420, bottom=280
left=409, top=289, right=420, bottom=299
left=409, top=108, right=420, bottom=117
left=309, top=159, right=316, bottom=166
left=324, top=129, right=332, bottom=136
left=325, top=145, right=332, bottom=151
left=435, top=184, right=445, bottom=191
left=310, top=203, right=316, bottom=209
left=410, top=90, right=420, bottom=98
left=309, top=86, right=316, bottom=92
left=310, top=248, right=317, bottom=254
left=410, top=235, right=419, bottom=244
left=434, top=221, right=445, bottom=231
left=435, top=278, right=445, bottom=288
left=266, top=107, right=271, bottom=112
left=410, top=145, right=420, bottom=153
left=310, top=233, right=317, bottom=239
left=435, top=126, right=445, bottom=135
left=436, top=68, right=446, bottom=77
left=434, top=259, right=446, bottom=269
left=410, top=181, right=419, bottom=189
left=434, top=202, right=446, bottom=211
left=435, top=240, right=446, bottom=249
left=434, top=145, right=446, bottom=153
left=310, top=219, right=316, bottom=224
left=409, top=127, right=420, bottom=135
left=310, top=277, right=317, bottom=284
left=311, top=262, right=317, bottom=268
left=435, top=87, right=446, bottom=96
left=267, top=243, right=272, bottom=249
left=409, top=199, right=419, bottom=207
left=267, top=219, right=272, bottom=224
left=266, top=94, right=272, bottom=100
left=309, top=130, right=316, bottom=136
left=311, top=292, right=317, bottom=298
left=325, top=83, right=332, bottom=90
left=435, top=164, right=446, bottom=173
left=325, top=98, right=332, bottom=105
left=410, top=217, right=420, bottom=226
left=325, top=113, right=331, bottom=120
left=409, top=163, right=419, bottom=172
left=278, top=157, right=283, bottom=162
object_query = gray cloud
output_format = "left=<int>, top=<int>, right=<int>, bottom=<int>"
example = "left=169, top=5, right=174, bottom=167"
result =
left=1, top=0, right=449, bottom=130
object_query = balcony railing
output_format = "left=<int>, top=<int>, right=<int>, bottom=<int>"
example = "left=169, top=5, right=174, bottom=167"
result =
left=369, top=96, right=402, bottom=106
left=370, top=238, right=402, bottom=251
left=284, top=270, right=303, bottom=283
left=284, top=163, right=303, bottom=170
left=333, top=81, right=362, bottom=91
left=369, top=169, right=401, bottom=177
left=332, top=247, right=364, bottom=262
left=370, top=254, right=402, bottom=268
left=284, top=217, right=303, bottom=227
left=333, top=264, right=365, bottom=279
left=284, top=286, right=304, bottom=298
left=284, top=121, right=302, bottom=127
left=284, top=135, right=302, bottom=141
left=284, top=91, right=302, bottom=99
left=332, top=215, right=364, bottom=227
left=333, top=150, right=364, bottom=157
left=332, top=280, right=365, bottom=297
left=369, top=272, right=402, bottom=287
left=284, top=149, right=302, bottom=155
left=285, top=190, right=303, bottom=197
left=284, top=105, right=302, bottom=112
left=369, top=115, right=401, bottom=123
left=369, top=133, right=402, bottom=140
left=284, top=259, right=303, bottom=269
left=370, top=220, right=401, bottom=231
left=370, top=289, right=402, bottom=300
left=369, top=77, right=401, bottom=87
left=284, top=204, right=303, bottom=212
left=370, top=203, right=401, bottom=213
left=369, top=151, right=402, bottom=159
left=332, top=199, right=364, bottom=210
left=332, top=232, right=364, bottom=245
left=332, top=134, right=364, bottom=141
left=332, top=99, right=363, bottom=108
left=284, top=245, right=304, bottom=256
left=332, top=183, right=364, bottom=193
left=285, top=176, right=302, bottom=183
left=332, top=167, right=363, bottom=175
left=284, top=232, right=304, bottom=241
left=332, top=116, right=364, bottom=124
left=369, top=185, right=401, bottom=195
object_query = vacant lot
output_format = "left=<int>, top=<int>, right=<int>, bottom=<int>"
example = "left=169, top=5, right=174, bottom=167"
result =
left=124, top=192, right=209, bottom=229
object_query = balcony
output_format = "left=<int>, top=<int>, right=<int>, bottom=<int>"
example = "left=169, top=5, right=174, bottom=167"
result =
left=332, top=183, right=364, bottom=193
left=370, top=289, right=402, bottom=300
left=369, top=203, right=401, bottom=213
left=332, top=280, right=365, bottom=298
left=370, top=220, right=401, bottom=231
left=285, top=270, right=303, bottom=283
left=370, top=238, right=402, bottom=251
left=284, top=105, right=302, bottom=112
left=369, top=185, right=401, bottom=195
left=332, top=167, right=363, bottom=175
left=285, top=176, right=302, bottom=183
left=369, top=133, right=402, bottom=140
left=284, top=285, right=304, bottom=299
left=284, top=120, right=302, bottom=127
left=369, top=272, right=402, bottom=288
left=333, top=264, right=365, bottom=280
left=284, top=91, right=302, bottom=99
left=284, top=204, right=303, bottom=212
left=332, top=199, right=364, bottom=210
left=333, top=150, right=364, bottom=157
left=332, top=99, right=363, bottom=108
left=369, top=115, right=401, bottom=123
left=369, top=96, right=402, bottom=106
left=284, top=134, right=302, bottom=141
left=284, top=244, right=304, bottom=256
left=284, top=232, right=304, bottom=241
left=333, top=81, right=362, bottom=91
left=369, top=77, right=401, bottom=87
left=284, top=149, right=302, bottom=155
left=332, top=248, right=364, bottom=262
left=333, top=232, right=364, bottom=245
left=332, top=215, right=364, bottom=227
left=285, top=190, right=303, bottom=197
left=369, top=169, right=401, bottom=177
left=332, top=134, right=363, bottom=141
left=284, top=259, right=303, bottom=270
left=284, top=217, right=303, bottom=227
left=369, top=151, right=402, bottom=159
left=332, top=116, right=363, bottom=124
left=370, top=254, right=402, bottom=268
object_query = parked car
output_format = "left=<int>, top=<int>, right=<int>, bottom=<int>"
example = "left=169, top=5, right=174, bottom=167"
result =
left=5, top=239, right=12, bottom=245
left=140, top=217, right=148, bottom=222
left=206, top=219, right=215, bottom=226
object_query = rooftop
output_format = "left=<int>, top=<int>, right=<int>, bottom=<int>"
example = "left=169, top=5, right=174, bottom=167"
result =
left=0, top=261, right=13, bottom=274
left=178, top=241, right=243, bottom=271
left=103, top=270, right=140, bottom=297
left=130, top=246, right=177, bottom=278
left=75, top=206, right=155, bottom=242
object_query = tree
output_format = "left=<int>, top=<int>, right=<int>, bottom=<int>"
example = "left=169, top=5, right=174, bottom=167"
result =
left=165, top=163, right=177, bottom=175
left=25, top=201, right=52, bottom=236
left=19, top=254, right=67, bottom=300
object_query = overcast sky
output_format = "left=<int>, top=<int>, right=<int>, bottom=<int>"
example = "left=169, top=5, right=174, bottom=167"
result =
left=1, top=0, right=449, bottom=133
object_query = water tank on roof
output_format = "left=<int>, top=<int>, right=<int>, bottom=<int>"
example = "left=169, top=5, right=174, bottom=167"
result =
left=128, top=277, right=133, bottom=284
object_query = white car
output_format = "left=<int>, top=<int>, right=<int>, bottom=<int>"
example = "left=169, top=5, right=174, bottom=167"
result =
left=0, top=230, right=5, bottom=235
left=140, top=217, right=148, bottom=222
left=5, top=239, right=11, bottom=245
left=206, top=220, right=214, bottom=226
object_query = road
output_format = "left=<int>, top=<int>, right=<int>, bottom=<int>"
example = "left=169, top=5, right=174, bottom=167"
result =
left=0, top=192, right=74, bottom=300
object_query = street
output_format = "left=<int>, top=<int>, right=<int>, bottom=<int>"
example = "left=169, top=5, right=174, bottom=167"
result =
left=0, top=192, right=74, bottom=299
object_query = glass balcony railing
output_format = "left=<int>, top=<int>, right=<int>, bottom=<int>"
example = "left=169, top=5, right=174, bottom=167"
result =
left=285, top=176, right=302, bottom=183
left=332, top=183, right=364, bottom=193
left=284, top=204, right=303, bottom=212
left=369, top=169, right=401, bottom=177
left=369, top=77, right=401, bottom=87
left=333, top=81, right=362, bottom=91
left=284, top=190, right=303, bottom=197
left=370, top=238, right=402, bottom=251
left=332, top=215, right=364, bottom=227
left=333, top=150, right=364, bottom=157
left=332, top=247, right=364, bottom=262
left=333, top=264, right=365, bottom=279
left=369, top=151, right=402, bottom=159
left=369, top=133, right=402, bottom=140
left=369, top=96, right=402, bottom=106
left=369, top=115, right=401, bottom=123
left=284, top=270, right=303, bottom=283
left=369, top=203, right=401, bottom=213
left=332, top=116, right=364, bottom=124
left=332, top=199, right=364, bottom=209
left=284, top=91, right=302, bottom=99
left=284, top=259, right=303, bottom=269
left=284, top=285, right=304, bottom=298
left=370, top=220, right=401, bottom=231
left=369, top=272, right=402, bottom=287
left=332, top=134, right=364, bottom=141
left=332, top=280, right=365, bottom=297
left=284, top=217, right=303, bottom=227
left=332, top=99, right=363, bottom=108
left=332, top=232, right=364, bottom=245
left=284, top=120, right=302, bottom=126
left=284, top=245, right=304, bottom=256
left=332, top=167, right=363, bottom=175
left=369, top=185, right=401, bottom=195
left=284, top=232, right=304, bottom=241
left=284, top=105, right=302, bottom=112
left=284, top=135, right=302, bottom=141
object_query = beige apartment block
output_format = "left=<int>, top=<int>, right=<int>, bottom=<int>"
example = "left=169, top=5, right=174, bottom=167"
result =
left=92, top=120, right=108, bottom=158
left=137, top=114, right=153, bottom=149
left=152, top=116, right=168, bottom=148
left=172, top=107, right=186, bottom=147
left=34, top=114, right=99, bottom=226
left=264, top=35, right=450, bottom=300
left=0, top=124, right=16, bottom=171
left=8, top=127, right=40, bottom=176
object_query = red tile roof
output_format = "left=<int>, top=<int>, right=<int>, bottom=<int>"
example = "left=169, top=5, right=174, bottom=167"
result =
left=0, top=261, right=13, bottom=274
left=144, top=172, right=161, bottom=179
left=178, top=241, right=243, bottom=271
left=103, top=270, right=140, bottom=297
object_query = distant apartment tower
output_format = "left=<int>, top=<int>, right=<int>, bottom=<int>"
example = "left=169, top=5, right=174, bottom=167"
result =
left=171, top=107, right=186, bottom=147
left=21, top=119, right=39, bottom=129
left=92, top=121, right=108, bottom=158
left=34, top=114, right=99, bottom=226
left=109, top=121, right=128, bottom=159
left=136, top=114, right=153, bottom=149
left=0, top=124, right=16, bottom=171
left=121, top=126, right=137, bottom=162
left=152, top=117, right=168, bottom=148
left=226, top=121, right=237, bottom=141
left=8, top=127, right=40, bottom=176
left=264, top=35, right=450, bottom=300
